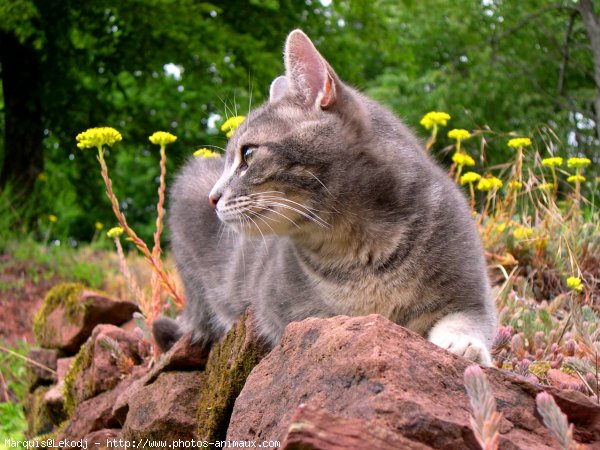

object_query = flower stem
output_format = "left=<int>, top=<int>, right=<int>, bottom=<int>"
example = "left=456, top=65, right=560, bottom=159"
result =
left=113, top=237, right=147, bottom=311
left=96, top=146, right=184, bottom=308
left=426, top=124, right=438, bottom=151
left=469, top=183, right=476, bottom=211
left=150, top=144, right=168, bottom=319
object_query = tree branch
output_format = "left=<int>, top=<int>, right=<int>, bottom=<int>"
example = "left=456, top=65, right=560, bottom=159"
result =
left=558, top=11, right=577, bottom=95
left=491, top=3, right=576, bottom=45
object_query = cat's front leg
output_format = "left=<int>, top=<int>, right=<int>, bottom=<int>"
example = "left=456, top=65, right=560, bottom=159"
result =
left=428, top=312, right=494, bottom=366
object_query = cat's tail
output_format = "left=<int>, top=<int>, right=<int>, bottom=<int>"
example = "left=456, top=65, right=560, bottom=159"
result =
left=152, top=317, right=184, bottom=352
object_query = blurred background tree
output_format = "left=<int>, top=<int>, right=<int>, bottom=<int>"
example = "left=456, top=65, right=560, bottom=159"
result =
left=0, top=0, right=598, bottom=244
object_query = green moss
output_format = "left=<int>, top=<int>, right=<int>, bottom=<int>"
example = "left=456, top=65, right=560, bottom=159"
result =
left=61, top=338, right=94, bottom=417
left=33, top=283, right=86, bottom=347
left=25, top=386, right=54, bottom=438
left=529, top=361, right=551, bottom=379
left=196, top=311, right=268, bottom=441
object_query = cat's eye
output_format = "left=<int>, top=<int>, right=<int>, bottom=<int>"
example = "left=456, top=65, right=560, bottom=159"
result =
left=241, top=146, right=255, bottom=165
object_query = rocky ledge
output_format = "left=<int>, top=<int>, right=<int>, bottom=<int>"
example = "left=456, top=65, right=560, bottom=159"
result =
left=24, top=283, right=600, bottom=449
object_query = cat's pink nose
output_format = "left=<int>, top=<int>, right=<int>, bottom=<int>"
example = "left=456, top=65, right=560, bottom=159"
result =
left=209, top=194, right=220, bottom=209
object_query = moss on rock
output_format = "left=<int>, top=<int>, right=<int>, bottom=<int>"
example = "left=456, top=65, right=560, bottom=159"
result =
left=33, top=283, right=86, bottom=347
left=62, top=338, right=94, bottom=417
left=24, top=386, right=54, bottom=439
left=196, top=310, right=269, bottom=441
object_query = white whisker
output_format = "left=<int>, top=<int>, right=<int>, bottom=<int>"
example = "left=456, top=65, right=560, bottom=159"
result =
left=241, top=210, right=268, bottom=251
left=251, top=194, right=327, bottom=214
left=253, top=195, right=330, bottom=227
left=251, top=202, right=301, bottom=228
left=243, top=207, right=279, bottom=235
left=254, top=199, right=329, bottom=228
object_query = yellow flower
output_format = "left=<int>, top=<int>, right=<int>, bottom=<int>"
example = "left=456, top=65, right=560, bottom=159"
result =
left=513, top=225, right=532, bottom=240
left=448, top=129, right=470, bottom=141
left=535, top=235, right=549, bottom=252
left=451, top=152, right=475, bottom=167
left=507, top=137, right=532, bottom=149
left=538, top=182, right=554, bottom=191
left=477, top=176, right=503, bottom=192
left=95, top=222, right=104, bottom=231
left=76, top=127, right=122, bottom=149
left=149, top=131, right=177, bottom=145
left=508, top=180, right=523, bottom=190
left=193, top=148, right=220, bottom=158
left=37, top=173, right=48, bottom=182
left=541, top=157, right=563, bottom=167
left=460, top=172, right=481, bottom=185
left=566, top=276, right=583, bottom=292
left=566, top=157, right=591, bottom=169
left=221, top=116, right=246, bottom=137
left=48, top=214, right=58, bottom=223
left=497, top=222, right=507, bottom=232
left=567, top=174, right=586, bottom=183
left=420, top=111, right=451, bottom=130
left=107, top=227, right=124, bottom=239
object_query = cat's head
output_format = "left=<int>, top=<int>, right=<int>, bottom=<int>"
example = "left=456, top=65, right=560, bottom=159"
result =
left=209, top=30, right=383, bottom=239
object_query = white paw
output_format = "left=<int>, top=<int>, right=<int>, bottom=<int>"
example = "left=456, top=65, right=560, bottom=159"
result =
left=430, top=333, right=492, bottom=366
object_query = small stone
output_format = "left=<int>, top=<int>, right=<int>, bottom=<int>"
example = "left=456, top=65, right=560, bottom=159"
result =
left=547, top=369, right=586, bottom=392
left=27, top=348, right=58, bottom=391
left=43, top=357, right=74, bottom=425
left=144, top=332, right=210, bottom=384
left=58, top=368, right=145, bottom=442
left=82, top=429, right=126, bottom=449
left=63, top=324, right=144, bottom=415
left=24, top=386, right=54, bottom=438
left=33, top=283, right=139, bottom=354
left=122, top=371, right=203, bottom=442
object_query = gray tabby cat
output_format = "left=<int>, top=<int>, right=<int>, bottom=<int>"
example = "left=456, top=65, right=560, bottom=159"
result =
left=153, top=30, right=497, bottom=365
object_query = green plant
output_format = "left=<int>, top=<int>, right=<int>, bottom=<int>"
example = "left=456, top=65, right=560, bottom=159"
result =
left=464, top=365, right=503, bottom=450
left=536, top=392, right=580, bottom=450
left=0, top=340, right=30, bottom=443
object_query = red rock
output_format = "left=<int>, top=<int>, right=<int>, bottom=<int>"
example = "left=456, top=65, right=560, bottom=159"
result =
left=547, top=368, right=587, bottom=392
left=58, top=368, right=145, bottom=442
left=27, top=348, right=58, bottom=390
left=121, top=371, right=204, bottom=442
left=24, top=385, right=54, bottom=438
left=145, top=331, right=210, bottom=384
left=281, top=404, right=432, bottom=449
left=227, top=314, right=600, bottom=449
left=65, top=324, right=144, bottom=412
left=82, top=429, right=126, bottom=450
left=197, top=309, right=270, bottom=441
left=43, top=357, right=74, bottom=425
left=34, top=283, right=139, bottom=354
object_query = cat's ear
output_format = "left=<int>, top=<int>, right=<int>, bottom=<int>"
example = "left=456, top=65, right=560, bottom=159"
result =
left=269, top=76, right=288, bottom=103
left=284, top=29, right=336, bottom=109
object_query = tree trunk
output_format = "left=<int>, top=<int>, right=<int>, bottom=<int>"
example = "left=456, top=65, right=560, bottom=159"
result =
left=0, top=31, right=44, bottom=198
left=578, top=0, right=600, bottom=142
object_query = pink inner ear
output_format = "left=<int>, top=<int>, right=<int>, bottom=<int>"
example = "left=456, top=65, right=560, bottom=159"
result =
left=320, top=74, right=334, bottom=108
left=285, top=30, right=330, bottom=107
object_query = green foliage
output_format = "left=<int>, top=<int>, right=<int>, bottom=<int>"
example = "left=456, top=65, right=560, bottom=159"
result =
left=1, top=0, right=598, bottom=243
left=0, top=341, right=29, bottom=443
left=4, top=237, right=115, bottom=288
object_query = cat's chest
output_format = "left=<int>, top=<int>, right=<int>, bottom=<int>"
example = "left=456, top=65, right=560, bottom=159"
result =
left=317, top=273, right=417, bottom=317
